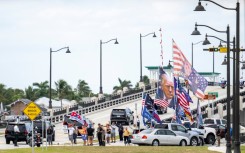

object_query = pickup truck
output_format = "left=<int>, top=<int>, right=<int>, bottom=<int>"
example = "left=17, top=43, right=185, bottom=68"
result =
left=110, top=108, right=134, bottom=126
left=183, top=121, right=216, bottom=145
left=154, top=123, right=201, bottom=146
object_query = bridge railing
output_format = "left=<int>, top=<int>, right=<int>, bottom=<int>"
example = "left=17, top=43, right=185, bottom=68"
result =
left=48, top=88, right=157, bottom=123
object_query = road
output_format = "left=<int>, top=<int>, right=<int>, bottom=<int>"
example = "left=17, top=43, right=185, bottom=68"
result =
left=0, top=85, right=239, bottom=150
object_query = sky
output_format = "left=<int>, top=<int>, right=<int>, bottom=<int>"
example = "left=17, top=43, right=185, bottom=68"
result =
left=0, top=0, right=244, bottom=94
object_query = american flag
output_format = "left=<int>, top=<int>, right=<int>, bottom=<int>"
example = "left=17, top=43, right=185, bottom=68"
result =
left=154, top=98, right=169, bottom=108
left=172, top=39, right=208, bottom=99
left=188, top=68, right=208, bottom=99
left=176, top=90, right=190, bottom=110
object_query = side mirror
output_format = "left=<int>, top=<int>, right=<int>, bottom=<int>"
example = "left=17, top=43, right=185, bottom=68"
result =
left=131, top=111, right=134, bottom=114
left=185, top=129, right=188, bottom=133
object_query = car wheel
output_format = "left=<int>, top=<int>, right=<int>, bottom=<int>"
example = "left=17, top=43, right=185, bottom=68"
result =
left=152, top=140, right=159, bottom=146
left=190, top=137, right=198, bottom=146
left=6, top=139, right=10, bottom=144
left=206, top=134, right=215, bottom=145
left=179, top=140, right=187, bottom=146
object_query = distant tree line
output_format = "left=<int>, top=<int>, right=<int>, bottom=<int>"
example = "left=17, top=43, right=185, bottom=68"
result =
left=0, top=75, right=150, bottom=106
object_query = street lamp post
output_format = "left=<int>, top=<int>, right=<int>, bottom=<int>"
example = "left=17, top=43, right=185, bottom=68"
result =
left=194, top=1, right=240, bottom=152
left=192, top=23, right=231, bottom=153
left=192, top=41, right=203, bottom=67
left=140, top=32, right=156, bottom=82
left=99, top=38, right=118, bottom=94
left=49, top=47, right=71, bottom=109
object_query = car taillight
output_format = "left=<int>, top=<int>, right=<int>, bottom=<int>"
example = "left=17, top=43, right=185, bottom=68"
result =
left=142, top=135, right=147, bottom=139
left=24, top=130, right=28, bottom=135
left=131, top=136, right=134, bottom=139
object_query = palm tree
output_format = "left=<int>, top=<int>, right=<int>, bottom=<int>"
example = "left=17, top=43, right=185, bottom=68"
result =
left=33, top=81, right=49, bottom=98
left=55, top=79, right=72, bottom=108
left=77, top=80, right=91, bottom=98
left=25, top=86, right=38, bottom=101
left=0, top=84, right=7, bottom=103
left=113, top=78, right=132, bottom=93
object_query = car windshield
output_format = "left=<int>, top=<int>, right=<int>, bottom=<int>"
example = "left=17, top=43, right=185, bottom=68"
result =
left=140, top=129, right=153, bottom=134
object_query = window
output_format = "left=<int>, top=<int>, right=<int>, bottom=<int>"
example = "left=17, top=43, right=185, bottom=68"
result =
left=166, top=130, right=176, bottom=136
left=171, top=125, right=178, bottom=131
left=177, top=125, right=187, bottom=132
left=191, top=123, right=197, bottom=128
left=216, top=120, right=221, bottom=125
left=222, top=119, right=227, bottom=125
left=204, top=119, right=214, bottom=124
left=155, top=130, right=166, bottom=135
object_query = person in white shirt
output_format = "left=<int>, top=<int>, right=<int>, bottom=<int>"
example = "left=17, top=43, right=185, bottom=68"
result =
left=14, top=124, right=20, bottom=146
left=67, top=124, right=75, bottom=145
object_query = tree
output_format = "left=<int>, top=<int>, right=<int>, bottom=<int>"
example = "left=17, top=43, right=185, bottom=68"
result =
left=113, top=78, right=132, bottom=93
left=55, top=79, right=72, bottom=108
left=32, top=81, right=49, bottom=98
left=25, top=86, right=38, bottom=101
left=76, top=80, right=91, bottom=98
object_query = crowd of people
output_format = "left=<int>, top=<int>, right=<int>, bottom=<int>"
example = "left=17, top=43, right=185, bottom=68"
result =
left=65, top=121, right=137, bottom=146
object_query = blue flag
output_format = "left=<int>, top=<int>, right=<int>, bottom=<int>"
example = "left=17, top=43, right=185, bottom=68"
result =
left=141, top=105, right=153, bottom=126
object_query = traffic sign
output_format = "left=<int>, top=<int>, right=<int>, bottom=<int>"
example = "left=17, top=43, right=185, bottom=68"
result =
left=23, top=102, right=41, bottom=120
left=204, top=94, right=216, bottom=100
left=219, top=47, right=227, bottom=53
left=208, top=92, right=218, bottom=98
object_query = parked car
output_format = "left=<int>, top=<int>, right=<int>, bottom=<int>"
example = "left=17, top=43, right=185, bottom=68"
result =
left=183, top=121, right=216, bottom=145
left=154, top=123, right=200, bottom=146
left=131, top=128, right=189, bottom=146
left=110, top=108, right=134, bottom=125
left=203, top=118, right=227, bottom=126
left=5, top=122, right=28, bottom=144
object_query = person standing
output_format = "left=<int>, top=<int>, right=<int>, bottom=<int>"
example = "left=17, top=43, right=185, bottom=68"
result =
left=47, top=126, right=53, bottom=145
left=216, top=126, right=221, bottom=147
left=111, top=122, right=116, bottom=143
left=118, top=124, right=124, bottom=141
left=68, top=124, right=75, bottom=146
left=87, top=124, right=94, bottom=146
left=73, top=126, right=78, bottom=144
left=97, top=123, right=103, bottom=146
left=13, top=124, right=20, bottom=147
left=136, top=116, right=140, bottom=130
left=79, top=125, right=87, bottom=146
left=123, top=127, right=130, bottom=146
left=105, top=124, right=111, bottom=144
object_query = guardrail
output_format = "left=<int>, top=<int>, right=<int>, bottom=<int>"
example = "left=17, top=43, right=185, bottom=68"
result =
left=48, top=88, right=157, bottom=123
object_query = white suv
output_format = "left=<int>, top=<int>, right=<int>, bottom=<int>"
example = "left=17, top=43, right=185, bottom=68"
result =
left=203, top=118, right=227, bottom=125
left=183, top=121, right=216, bottom=145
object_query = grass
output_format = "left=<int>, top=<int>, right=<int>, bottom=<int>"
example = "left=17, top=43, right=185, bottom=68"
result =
left=0, top=146, right=222, bottom=153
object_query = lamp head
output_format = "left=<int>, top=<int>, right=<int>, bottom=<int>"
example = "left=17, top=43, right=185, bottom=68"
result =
left=153, top=32, right=157, bottom=38
left=218, top=41, right=223, bottom=47
left=202, top=38, right=211, bottom=45
left=66, top=47, right=71, bottom=53
left=194, top=1, right=206, bottom=11
left=191, top=25, right=201, bottom=35
left=114, top=39, right=119, bottom=44
left=168, top=60, right=173, bottom=68
left=242, top=64, right=245, bottom=70
left=221, top=56, right=227, bottom=65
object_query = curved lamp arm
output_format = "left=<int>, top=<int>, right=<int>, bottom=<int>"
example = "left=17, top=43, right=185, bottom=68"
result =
left=141, top=32, right=156, bottom=38
left=196, top=23, right=226, bottom=33
left=102, top=38, right=118, bottom=44
left=51, top=47, right=69, bottom=52
left=199, top=0, right=236, bottom=11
